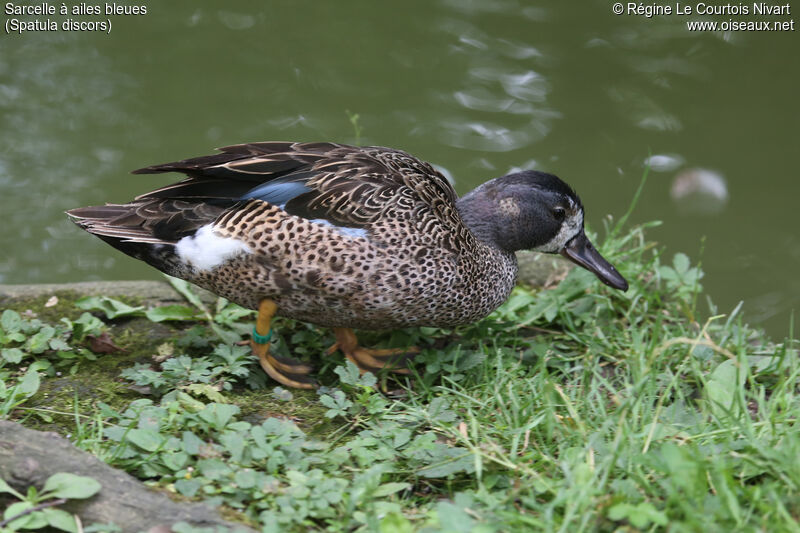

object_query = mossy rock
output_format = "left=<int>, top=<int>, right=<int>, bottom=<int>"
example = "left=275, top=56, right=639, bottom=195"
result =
left=0, top=420, right=256, bottom=532
left=0, top=281, right=340, bottom=439
left=515, top=250, right=573, bottom=288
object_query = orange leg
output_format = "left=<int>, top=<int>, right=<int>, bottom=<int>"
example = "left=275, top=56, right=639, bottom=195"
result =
left=327, top=327, right=418, bottom=375
left=251, top=299, right=317, bottom=389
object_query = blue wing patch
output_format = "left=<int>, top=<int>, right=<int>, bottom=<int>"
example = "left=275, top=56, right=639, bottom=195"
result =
left=240, top=173, right=313, bottom=208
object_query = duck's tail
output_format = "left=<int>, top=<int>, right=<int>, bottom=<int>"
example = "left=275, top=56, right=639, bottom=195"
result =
left=67, top=203, right=195, bottom=279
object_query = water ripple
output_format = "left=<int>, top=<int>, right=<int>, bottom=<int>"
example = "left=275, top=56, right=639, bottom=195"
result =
left=438, top=119, right=544, bottom=152
left=453, top=88, right=533, bottom=114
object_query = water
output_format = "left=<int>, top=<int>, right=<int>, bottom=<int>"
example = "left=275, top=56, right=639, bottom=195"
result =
left=1, top=0, right=798, bottom=336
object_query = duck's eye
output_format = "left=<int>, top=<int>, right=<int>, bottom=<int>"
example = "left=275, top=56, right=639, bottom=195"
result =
left=553, top=207, right=566, bottom=221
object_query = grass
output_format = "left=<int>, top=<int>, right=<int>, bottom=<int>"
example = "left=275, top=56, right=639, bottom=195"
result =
left=1, top=213, right=798, bottom=532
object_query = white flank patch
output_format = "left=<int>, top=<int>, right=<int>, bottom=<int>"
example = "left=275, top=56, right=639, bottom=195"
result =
left=175, top=224, right=252, bottom=271
left=309, top=219, right=368, bottom=239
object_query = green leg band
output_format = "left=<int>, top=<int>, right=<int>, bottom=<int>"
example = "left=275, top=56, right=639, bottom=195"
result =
left=252, top=327, right=273, bottom=345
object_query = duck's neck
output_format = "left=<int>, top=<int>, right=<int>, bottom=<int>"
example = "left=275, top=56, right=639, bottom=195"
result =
left=456, top=187, right=507, bottom=252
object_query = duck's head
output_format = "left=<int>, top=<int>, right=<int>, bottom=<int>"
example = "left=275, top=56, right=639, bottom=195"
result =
left=457, top=170, right=629, bottom=291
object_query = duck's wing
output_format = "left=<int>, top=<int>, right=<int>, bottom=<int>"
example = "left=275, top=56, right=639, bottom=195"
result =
left=133, top=141, right=459, bottom=230
left=68, top=142, right=462, bottom=248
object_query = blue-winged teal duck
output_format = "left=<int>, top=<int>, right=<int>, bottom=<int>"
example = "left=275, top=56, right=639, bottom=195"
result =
left=68, top=142, right=628, bottom=388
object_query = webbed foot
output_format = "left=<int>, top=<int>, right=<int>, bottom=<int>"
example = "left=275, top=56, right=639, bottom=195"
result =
left=328, top=327, right=418, bottom=375
left=251, top=299, right=317, bottom=389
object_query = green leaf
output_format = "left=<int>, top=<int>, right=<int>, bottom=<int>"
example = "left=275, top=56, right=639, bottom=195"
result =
left=220, top=431, right=245, bottom=463
left=609, top=502, right=667, bottom=528
left=0, top=330, right=26, bottom=345
left=42, top=507, right=79, bottom=533
left=234, top=468, right=258, bottom=489
left=181, top=431, right=205, bottom=455
left=121, top=363, right=167, bottom=389
left=28, top=360, right=51, bottom=375
left=379, top=512, right=414, bottom=533
left=372, top=482, right=410, bottom=497
left=145, top=305, right=203, bottom=323
left=705, top=359, right=745, bottom=419
left=608, top=502, right=632, bottom=521
left=71, top=313, right=105, bottom=342
left=183, top=383, right=227, bottom=403
left=42, top=473, right=101, bottom=499
left=198, top=403, right=240, bottom=429
left=26, top=326, right=55, bottom=354
left=162, top=355, right=214, bottom=383
left=673, top=252, right=690, bottom=274
left=1, top=347, right=24, bottom=364
left=4, top=501, right=45, bottom=529
left=162, top=451, right=189, bottom=472
left=416, top=445, right=475, bottom=478
left=633, top=502, right=667, bottom=527
left=319, top=390, right=353, bottom=418
left=75, top=296, right=145, bottom=319
left=126, top=428, right=164, bottom=452
left=436, top=500, right=475, bottom=531
left=0, top=310, right=22, bottom=333
left=49, top=338, right=72, bottom=351
left=214, top=301, right=254, bottom=326
left=0, top=477, right=23, bottom=497
left=17, top=366, right=41, bottom=397
left=165, top=276, right=206, bottom=311
left=359, top=370, right=377, bottom=388
left=334, top=361, right=362, bottom=386
left=393, top=429, right=412, bottom=449
left=196, top=458, right=232, bottom=480
left=211, top=343, right=250, bottom=365
left=3, top=500, right=30, bottom=520
left=428, top=397, right=457, bottom=424
left=334, top=360, right=377, bottom=388
left=176, top=391, right=206, bottom=413
left=210, top=323, right=241, bottom=345
left=332, top=360, right=378, bottom=388
left=174, top=478, right=203, bottom=498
